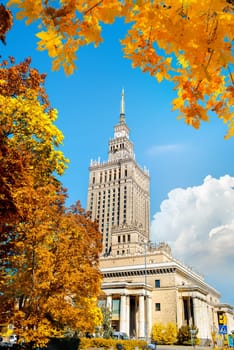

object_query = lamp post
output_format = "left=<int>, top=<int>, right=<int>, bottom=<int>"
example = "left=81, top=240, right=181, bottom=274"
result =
left=140, top=240, right=150, bottom=342
left=142, top=241, right=149, bottom=343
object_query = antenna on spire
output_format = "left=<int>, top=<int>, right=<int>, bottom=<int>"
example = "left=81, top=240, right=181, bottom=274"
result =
left=120, top=88, right=125, bottom=123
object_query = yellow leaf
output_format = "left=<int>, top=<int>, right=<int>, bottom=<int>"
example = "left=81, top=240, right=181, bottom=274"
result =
left=177, top=55, right=189, bottom=69
left=155, top=72, right=163, bottom=82
left=172, top=97, right=184, bottom=111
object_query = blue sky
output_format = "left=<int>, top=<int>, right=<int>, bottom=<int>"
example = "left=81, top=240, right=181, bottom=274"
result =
left=2, top=12, right=234, bottom=305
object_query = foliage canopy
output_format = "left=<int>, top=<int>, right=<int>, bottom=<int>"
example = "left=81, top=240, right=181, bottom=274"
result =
left=6, top=0, right=234, bottom=137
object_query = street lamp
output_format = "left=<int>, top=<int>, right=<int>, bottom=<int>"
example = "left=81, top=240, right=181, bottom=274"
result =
left=141, top=240, right=150, bottom=342
left=144, top=243, right=148, bottom=342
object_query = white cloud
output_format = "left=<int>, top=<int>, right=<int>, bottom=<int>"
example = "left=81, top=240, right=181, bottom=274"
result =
left=147, top=143, right=184, bottom=155
left=150, top=175, right=234, bottom=304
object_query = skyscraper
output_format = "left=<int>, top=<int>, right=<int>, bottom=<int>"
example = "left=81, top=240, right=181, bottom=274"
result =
left=87, top=90, right=150, bottom=256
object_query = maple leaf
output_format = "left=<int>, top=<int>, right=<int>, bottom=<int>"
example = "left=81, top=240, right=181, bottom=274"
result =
left=36, top=28, right=63, bottom=58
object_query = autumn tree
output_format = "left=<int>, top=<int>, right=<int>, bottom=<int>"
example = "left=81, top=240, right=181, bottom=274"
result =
left=0, top=58, right=103, bottom=348
left=5, top=0, right=234, bottom=137
left=10, top=196, right=103, bottom=347
left=0, top=57, right=66, bottom=296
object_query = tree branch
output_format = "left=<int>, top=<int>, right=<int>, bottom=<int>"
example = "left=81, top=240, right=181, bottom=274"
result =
left=84, top=1, right=104, bottom=16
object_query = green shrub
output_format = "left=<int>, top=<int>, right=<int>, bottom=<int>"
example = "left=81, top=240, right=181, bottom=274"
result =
left=177, top=325, right=199, bottom=345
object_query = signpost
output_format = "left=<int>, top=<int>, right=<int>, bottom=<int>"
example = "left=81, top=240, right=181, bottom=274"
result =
left=219, top=325, right=227, bottom=335
left=190, top=329, right=197, bottom=349
left=217, top=312, right=228, bottom=348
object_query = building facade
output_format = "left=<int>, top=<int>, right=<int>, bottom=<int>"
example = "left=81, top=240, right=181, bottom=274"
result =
left=86, top=91, right=234, bottom=344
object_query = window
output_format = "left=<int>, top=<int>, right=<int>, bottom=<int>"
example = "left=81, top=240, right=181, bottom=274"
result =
left=155, top=303, right=161, bottom=311
left=155, top=279, right=160, bottom=288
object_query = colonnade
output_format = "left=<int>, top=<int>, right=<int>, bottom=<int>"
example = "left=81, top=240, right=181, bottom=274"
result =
left=106, top=293, right=152, bottom=339
left=193, top=297, right=211, bottom=339
left=178, top=294, right=212, bottom=341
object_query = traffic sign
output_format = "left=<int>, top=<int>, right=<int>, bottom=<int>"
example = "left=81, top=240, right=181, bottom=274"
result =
left=218, top=313, right=227, bottom=325
left=219, top=325, right=227, bottom=334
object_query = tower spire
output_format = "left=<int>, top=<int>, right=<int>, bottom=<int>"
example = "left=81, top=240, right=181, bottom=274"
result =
left=120, top=88, right=125, bottom=123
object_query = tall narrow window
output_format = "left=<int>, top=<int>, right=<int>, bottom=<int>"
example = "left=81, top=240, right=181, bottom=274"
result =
left=155, top=279, right=161, bottom=288
left=155, top=303, right=161, bottom=311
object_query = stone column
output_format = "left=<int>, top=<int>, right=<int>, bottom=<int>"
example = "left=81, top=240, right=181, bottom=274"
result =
left=139, top=294, right=145, bottom=338
left=207, top=304, right=213, bottom=339
left=120, top=294, right=127, bottom=333
left=147, top=296, right=152, bottom=339
left=125, top=295, right=130, bottom=336
left=200, top=300, right=210, bottom=340
left=177, top=295, right=184, bottom=329
left=194, top=298, right=209, bottom=340
left=107, top=295, right=112, bottom=311
left=198, top=299, right=206, bottom=339
left=188, top=297, right=193, bottom=326
left=136, top=296, right=139, bottom=338
left=193, top=297, right=199, bottom=329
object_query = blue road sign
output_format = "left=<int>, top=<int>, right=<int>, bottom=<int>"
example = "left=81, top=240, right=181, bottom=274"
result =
left=219, top=325, right=228, bottom=334
left=228, top=334, right=234, bottom=347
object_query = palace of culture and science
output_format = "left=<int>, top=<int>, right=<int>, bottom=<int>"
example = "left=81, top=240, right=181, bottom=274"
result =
left=86, top=91, right=234, bottom=344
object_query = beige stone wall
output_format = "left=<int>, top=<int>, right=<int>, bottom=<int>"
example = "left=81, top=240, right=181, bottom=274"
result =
left=100, top=250, right=172, bottom=269
left=151, top=289, right=178, bottom=326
